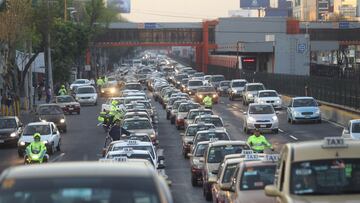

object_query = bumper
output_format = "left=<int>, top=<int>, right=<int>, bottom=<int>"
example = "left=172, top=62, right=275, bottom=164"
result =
left=176, top=119, right=184, bottom=127
left=78, top=98, right=97, bottom=105
left=247, top=122, right=279, bottom=130
left=0, top=137, right=18, bottom=145
left=294, top=116, right=321, bottom=121
left=191, top=167, right=203, bottom=181
left=62, top=107, right=80, bottom=113
left=231, top=92, right=242, bottom=97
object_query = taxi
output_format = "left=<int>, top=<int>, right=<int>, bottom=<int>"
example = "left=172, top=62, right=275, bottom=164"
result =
left=169, top=100, right=189, bottom=124
left=194, top=86, right=219, bottom=104
left=202, top=141, right=250, bottom=201
left=121, top=117, right=157, bottom=143
left=189, top=141, right=210, bottom=186
left=265, top=137, right=360, bottom=203
left=175, top=102, right=201, bottom=130
left=165, top=97, right=188, bottom=120
left=0, top=162, right=173, bottom=203
left=184, top=108, right=213, bottom=129
left=123, top=111, right=152, bottom=123
left=181, top=123, right=215, bottom=158
left=222, top=154, right=279, bottom=203
left=194, top=115, right=226, bottom=131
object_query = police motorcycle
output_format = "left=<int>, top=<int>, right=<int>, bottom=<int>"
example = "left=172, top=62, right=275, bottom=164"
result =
left=24, top=148, right=48, bottom=164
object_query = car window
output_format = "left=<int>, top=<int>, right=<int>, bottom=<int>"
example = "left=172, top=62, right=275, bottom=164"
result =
left=240, top=165, right=276, bottom=190
left=198, top=87, right=216, bottom=92
left=0, top=119, right=17, bottom=129
left=293, top=99, right=317, bottom=107
left=178, top=103, right=200, bottom=113
left=74, top=80, right=86, bottom=84
left=188, top=81, right=203, bottom=86
left=222, top=163, right=238, bottom=184
left=194, top=144, right=209, bottom=157
left=247, top=85, right=265, bottom=91
left=195, top=132, right=229, bottom=144
left=125, top=84, right=142, bottom=91
left=352, top=123, right=360, bottom=133
left=249, top=105, right=275, bottom=114
left=56, top=96, right=75, bottom=103
left=199, top=118, right=223, bottom=127
left=122, top=120, right=152, bottom=130
left=76, top=87, right=95, bottom=94
left=232, top=81, right=247, bottom=87
left=258, top=91, right=278, bottom=97
left=211, top=76, right=225, bottom=82
left=38, top=106, right=63, bottom=115
left=220, top=81, right=230, bottom=87
left=23, top=125, right=50, bottom=135
left=112, top=146, right=155, bottom=158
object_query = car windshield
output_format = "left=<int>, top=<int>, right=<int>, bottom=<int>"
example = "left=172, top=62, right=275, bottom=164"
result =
left=178, top=103, right=200, bottom=112
left=23, top=125, right=50, bottom=135
left=198, top=87, right=216, bottom=92
left=222, top=163, right=238, bottom=184
left=188, top=111, right=213, bottom=119
left=240, top=165, right=276, bottom=190
left=194, top=144, right=209, bottom=157
left=207, top=144, right=249, bottom=163
left=125, top=98, right=146, bottom=105
left=122, top=120, right=152, bottom=130
left=38, top=106, right=63, bottom=115
left=247, top=85, right=265, bottom=91
left=212, top=76, right=225, bottom=82
left=232, top=81, right=247, bottom=87
left=0, top=119, right=17, bottom=129
left=112, top=146, right=154, bottom=158
left=293, top=99, right=318, bottom=107
left=259, top=91, right=278, bottom=97
left=56, top=96, right=74, bottom=103
left=125, top=84, right=142, bottom=91
left=199, top=118, right=223, bottom=127
left=125, top=114, right=149, bottom=120
left=352, top=123, right=360, bottom=133
left=249, top=105, right=274, bottom=114
left=73, top=80, right=86, bottom=84
left=77, top=87, right=95, bottom=94
left=291, top=159, right=360, bottom=195
left=120, top=135, right=151, bottom=142
left=188, top=81, right=203, bottom=86
left=186, top=125, right=214, bottom=137
left=173, top=101, right=186, bottom=109
left=195, top=132, right=229, bottom=144
left=220, top=81, right=230, bottom=87
left=0, top=177, right=160, bottom=203
left=194, top=73, right=204, bottom=77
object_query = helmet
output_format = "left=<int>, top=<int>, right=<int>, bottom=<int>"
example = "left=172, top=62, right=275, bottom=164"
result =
left=111, top=100, right=119, bottom=106
left=33, top=133, right=41, bottom=140
left=61, top=85, right=65, bottom=88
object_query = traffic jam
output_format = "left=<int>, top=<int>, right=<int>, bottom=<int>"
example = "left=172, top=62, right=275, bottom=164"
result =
left=0, top=54, right=360, bottom=203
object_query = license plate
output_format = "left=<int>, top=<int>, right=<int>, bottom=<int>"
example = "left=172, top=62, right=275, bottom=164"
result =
left=68, top=108, right=74, bottom=110
left=260, top=125, right=266, bottom=128
left=0, top=140, right=4, bottom=143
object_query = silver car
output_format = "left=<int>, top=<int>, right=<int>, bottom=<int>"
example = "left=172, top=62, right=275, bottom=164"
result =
left=243, top=103, right=279, bottom=134
left=228, top=79, right=247, bottom=100
left=121, top=117, right=157, bottom=142
left=342, top=119, right=360, bottom=139
left=254, top=90, right=282, bottom=109
left=242, top=83, right=266, bottom=105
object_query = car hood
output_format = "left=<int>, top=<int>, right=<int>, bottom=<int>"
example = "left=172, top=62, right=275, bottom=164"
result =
left=249, top=114, right=275, bottom=120
left=39, top=114, right=64, bottom=123
left=257, top=97, right=281, bottom=101
left=237, top=190, right=275, bottom=203
left=19, top=134, right=52, bottom=143
left=206, top=163, right=220, bottom=174
left=289, top=194, right=360, bottom=203
left=232, top=87, right=245, bottom=91
left=184, top=136, right=194, bottom=143
left=292, top=106, right=319, bottom=112
left=246, top=90, right=260, bottom=95
left=128, top=129, right=154, bottom=135
left=188, top=86, right=202, bottom=90
left=76, top=93, right=97, bottom=97
left=0, top=129, right=16, bottom=135
left=57, top=102, right=79, bottom=107
left=177, top=112, right=188, bottom=118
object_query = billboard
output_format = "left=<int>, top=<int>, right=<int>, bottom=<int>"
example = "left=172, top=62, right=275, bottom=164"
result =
left=107, top=0, right=131, bottom=13
left=240, top=0, right=270, bottom=8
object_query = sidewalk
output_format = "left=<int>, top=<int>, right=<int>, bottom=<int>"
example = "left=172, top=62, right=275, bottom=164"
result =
left=19, top=98, right=47, bottom=124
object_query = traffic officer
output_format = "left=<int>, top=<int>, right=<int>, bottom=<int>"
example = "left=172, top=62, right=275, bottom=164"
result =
left=247, top=129, right=273, bottom=153
left=58, top=85, right=67, bottom=96
left=25, top=133, right=48, bottom=163
left=109, top=100, right=125, bottom=124
left=203, top=95, right=213, bottom=109
left=97, top=77, right=104, bottom=88
left=108, top=119, right=131, bottom=141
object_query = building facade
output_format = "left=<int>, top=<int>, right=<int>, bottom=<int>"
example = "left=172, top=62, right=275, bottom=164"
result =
left=292, top=0, right=330, bottom=21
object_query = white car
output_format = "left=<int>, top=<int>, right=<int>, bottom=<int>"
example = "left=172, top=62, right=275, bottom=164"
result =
left=70, top=79, right=91, bottom=91
left=17, top=122, right=61, bottom=157
left=254, top=90, right=282, bottom=109
left=74, top=85, right=98, bottom=106
left=101, top=97, right=125, bottom=112
left=242, top=83, right=266, bottom=105
left=243, top=103, right=279, bottom=134
left=105, top=149, right=157, bottom=168
left=193, top=115, right=226, bottom=131
left=228, top=79, right=247, bottom=100
left=342, top=119, right=360, bottom=139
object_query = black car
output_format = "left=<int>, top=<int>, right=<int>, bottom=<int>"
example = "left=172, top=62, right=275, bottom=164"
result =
left=36, top=104, right=67, bottom=132
left=0, top=116, right=23, bottom=146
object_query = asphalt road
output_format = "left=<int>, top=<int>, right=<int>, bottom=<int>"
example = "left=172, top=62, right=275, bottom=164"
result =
left=0, top=91, right=343, bottom=203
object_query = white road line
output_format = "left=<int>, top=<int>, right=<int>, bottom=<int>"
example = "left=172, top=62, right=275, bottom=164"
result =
left=279, top=129, right=284, bottom=133
left=50, top=153, right=65, bottom=162
left=289, top=135, right=298, bottom=140
left=326, top=119, right=345, bottom=128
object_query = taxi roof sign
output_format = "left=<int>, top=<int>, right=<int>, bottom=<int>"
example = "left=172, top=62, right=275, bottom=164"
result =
left=264, top=154, right=280, bottom=162
left=127, top=140, right=139, bottom=145
left=209, top=138, right=219, bottom=142
left=245, top=154, right=260, bottom=160
left=242, top=150, right=254, bottom=155
left=114, top=156, right=128, bottom=162
left=322, top=137, right=348, bottom=149
left=123, top=147, right=134, bottom=153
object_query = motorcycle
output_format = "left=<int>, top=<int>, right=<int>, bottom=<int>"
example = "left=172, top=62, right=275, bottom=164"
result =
left=24, top=149, right=48, bottom=164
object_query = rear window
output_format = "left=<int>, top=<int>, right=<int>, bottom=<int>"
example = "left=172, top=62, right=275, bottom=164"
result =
left=76, top=87, right=95, bottom=94
left=212, top=76, right=225, bottom=82
left=240, top=165, right=276, bottom=190
left=188, top=81, right=203, bottom=86
left=207, top=144, right=249, bottom=163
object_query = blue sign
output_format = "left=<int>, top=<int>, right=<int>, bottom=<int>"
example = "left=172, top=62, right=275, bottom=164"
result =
left=339, top=22, right=350, bottom=29
left=240, top=0, right=270, bottom=8
left=144, top=23, right=157, bottom=29
left=297, top=43, right=307, bottom=53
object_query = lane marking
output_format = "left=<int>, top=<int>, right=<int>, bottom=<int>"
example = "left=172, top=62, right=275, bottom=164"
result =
left=279, top=129, right=284, bottom=133
left=50, top=153, right=65, bottom=163
left=289, top=135, right=298, bottom=140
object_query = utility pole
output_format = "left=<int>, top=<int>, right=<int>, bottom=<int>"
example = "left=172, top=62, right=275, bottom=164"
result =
left=64, top=0, right=67, bottom=21
left=46, top=0, right=53, bottom=93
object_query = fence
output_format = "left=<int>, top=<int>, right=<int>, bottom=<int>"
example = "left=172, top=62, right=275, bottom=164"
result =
left=240, top=71, right=360, bottom=110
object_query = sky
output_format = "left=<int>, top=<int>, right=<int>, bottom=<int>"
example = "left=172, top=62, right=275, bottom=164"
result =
left=121, top=0, right=239, bottom=22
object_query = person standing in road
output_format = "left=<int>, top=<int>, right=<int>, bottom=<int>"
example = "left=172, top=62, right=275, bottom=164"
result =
left=46, top=88, right=52, bottom=103
left=203, top=95, right=213, bottom=109
left=108, top=119, right=131, bottom=141
left=25, top=133, right=48, bottom=163
left=247, top=129, right=273, bottom=153
left=58, top=85, right=67, bottom=96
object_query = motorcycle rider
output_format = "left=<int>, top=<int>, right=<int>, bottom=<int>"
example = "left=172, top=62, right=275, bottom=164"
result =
left=25, top=133, right=48, bottom=163
left=247, top=129, right=273, bottom=153
left=203, top=95, right=213, bottom=109
left=109, top=100, right=125, bottom=123
left=58, top=85, right=67, bottom=96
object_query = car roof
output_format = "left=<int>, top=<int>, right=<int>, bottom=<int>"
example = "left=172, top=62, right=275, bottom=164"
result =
left=27, top=122, right=52, bottom=126
left=38, top=104, right=61, bottom=107
left=293, top=96, right=315, bottom=100
left=188, top=123, right=215, bottom=127
left=0, top=116, right=18, bottom=119
left=258, top=90, right=277, bottom=93
left=189, top=108, right=211, bottom=112
left=123, top=117, right=150, bottom=121
left=107, top=150, right=151, bottom=156
left=231, top=79, right=247, bottom=82
left=350, top=119, right=360, bottom=123
left=208, top=140, right=248, bottom=147
left=126, top=82, right=141, bottom=85
left=2, top=162, right=154, bottom=179
left=196, top=115, right=221, bottom=118
left=197, top=129, right=227, bottom=134
left=112, top=140, right=152, bottom=147
left=248, top=103, right=273, bottom=107
left=77, top=85, right=94, bottom=89
left=246, top=83, right=263, bottom=86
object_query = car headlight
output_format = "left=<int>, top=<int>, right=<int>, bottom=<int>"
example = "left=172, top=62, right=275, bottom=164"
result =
left=198, top=95, right=203, bottom=99
left=110, top=88, right=116, bottom=93
left=76, top=97, right=80, bottom=100
left=294, top=111, right=301, bottom=117
left=247, top=93, right=253, bottom=98
left=10, top=132, right=17, bottom=137
left=92, top=96, right=97, bottom=99
left=259, top=100, right=265, bottom=104
left=315, top=109, right=320, bottom=115
left=248, top=117, right=256, bottom=123
left=19, top=141, right=26, bottom=146
left=233, top=89, right=237, bottom=93
left=60, top=118, right=65, bottom=123
left=150, top=134, right=156, bottom=139
left=272, top=116, right=278, bottom=121
left=212, top=94, right=218, bottom=98
left=43, top=140, right=48, bottom=144
left=276, top=100, right=281, bottom=104
left=177, top=81, right=180, bottom=84
left=101, top=90, right=105, bottom=93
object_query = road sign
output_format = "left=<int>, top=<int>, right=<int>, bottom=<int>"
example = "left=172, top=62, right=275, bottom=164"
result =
left=144, top=23, right=157, bottom=29
left=297, top=43, right=306, bottom=53
left=339, top=22, right=350, bottom=29
left=84, top=65, right=91, bottom=71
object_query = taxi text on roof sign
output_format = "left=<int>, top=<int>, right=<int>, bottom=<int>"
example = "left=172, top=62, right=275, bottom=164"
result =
left=242, top=150, right=254, bottom=155
left=322, top=137, right=348, bottom=148
left=127, top=140, right=138, bottom=145
left=245, top=154, right=259, bottom=160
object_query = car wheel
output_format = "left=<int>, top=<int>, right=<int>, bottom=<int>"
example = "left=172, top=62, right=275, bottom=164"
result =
left=191, top=174, right=198, bottom=187
left=94, top=102, right=97, bottom=106
left=56, top=141, right=61, bottom=151
left=166, top=113, right=170, bottom=120
left=170, top=118, right=175, bottom=124
left=273, top=129, right=279, bottom=134
left=18, top=151, right=23, bottom=158
left=48, top=144, right=55, bottom=155
left=290, top=117, right=296, bottom=124
left=287, top=117, right=291, bottom=123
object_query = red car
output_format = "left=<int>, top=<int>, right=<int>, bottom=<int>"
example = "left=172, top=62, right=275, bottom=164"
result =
left=55, top=95, right=81, bottom=114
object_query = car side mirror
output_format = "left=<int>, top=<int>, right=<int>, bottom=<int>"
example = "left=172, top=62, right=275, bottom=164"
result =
left=343, top=129, right=350, bottom=135
left=158, top=155, right=165, bottom=161
left=157, top=163, right=166, bottom=170
left=265, top=185, right=281, bottom=197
